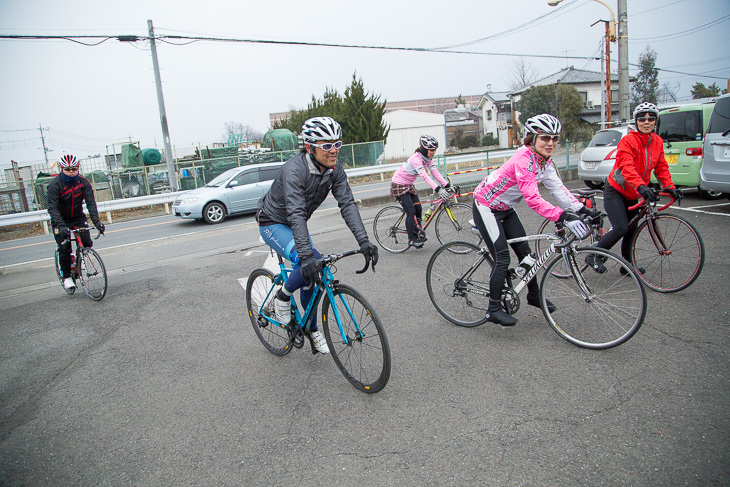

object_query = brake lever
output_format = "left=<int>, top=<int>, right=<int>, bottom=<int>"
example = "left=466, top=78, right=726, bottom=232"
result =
left=355, top=251, right=376, bottom=274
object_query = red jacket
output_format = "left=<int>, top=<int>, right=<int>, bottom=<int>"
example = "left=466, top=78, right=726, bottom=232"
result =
left=607, top=130, right=675, bottom=200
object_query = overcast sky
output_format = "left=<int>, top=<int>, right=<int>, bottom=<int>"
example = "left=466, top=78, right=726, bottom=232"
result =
left=1, top=0, right=728, bottom=170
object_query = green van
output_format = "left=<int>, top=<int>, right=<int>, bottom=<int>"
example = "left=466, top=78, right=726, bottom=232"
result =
left=655, top=98, right=721, bottom=198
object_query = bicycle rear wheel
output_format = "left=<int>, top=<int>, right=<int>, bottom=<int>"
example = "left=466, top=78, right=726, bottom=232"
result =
left=434, top=202, right=480, bottom=246
left=54, top=249, right=75, bottom=295
left=78, top=248, right=107, bottom=301
left=631, top=213, right=704, bottom=293
left=246, top=269, right=294, bottom=356
left=321, top=283, right=390, bottom=394
left=426, top=241, right=491, bottom=327
left=373, top=205, right=410, bottom=253
left=540, top=247, right=646, bottom=349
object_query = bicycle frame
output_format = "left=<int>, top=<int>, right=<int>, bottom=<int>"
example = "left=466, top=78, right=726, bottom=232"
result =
left=257, top=256, right=365, bottom=346
left=627, top=195, right=675, bottom=255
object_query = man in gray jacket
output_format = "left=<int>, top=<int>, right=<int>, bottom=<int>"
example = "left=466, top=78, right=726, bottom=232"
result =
left=257, top=116, right=379, bottom=354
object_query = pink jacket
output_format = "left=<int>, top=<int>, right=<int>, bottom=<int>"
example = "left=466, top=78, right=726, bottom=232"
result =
left=473, top=145, right=581, bottom=221
left=391, top=152, right=448, bottom=190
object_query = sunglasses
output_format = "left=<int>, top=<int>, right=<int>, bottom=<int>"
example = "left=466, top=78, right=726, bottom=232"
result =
left=637, top=116, right=657, bottom=123
left=62, top=167, right=79, bottom=172
left=310, top=141, right=343, bottom=151
left=537, top=135, right=560, bottom=143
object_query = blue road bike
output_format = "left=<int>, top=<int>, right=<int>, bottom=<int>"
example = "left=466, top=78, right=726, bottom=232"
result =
left=246, top=249, right=391, bottom=393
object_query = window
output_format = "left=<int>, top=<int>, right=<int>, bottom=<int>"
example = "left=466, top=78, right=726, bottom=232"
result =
left=232, top=170, right=258, bottom=186
left=579, top=91, right=588, bottom=104
left=707, top=97, right=730, bottom=134
left=259, top=166, right=282, bottom=182
left=658, top=111, right=703, bottom=142
left=487, top=110, right=493, bottom=121
left=588, top=129, right=624, bottom=147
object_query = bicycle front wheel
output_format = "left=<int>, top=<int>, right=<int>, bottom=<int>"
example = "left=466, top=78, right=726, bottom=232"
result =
left=540, top=247, right=647, bottom=349
left=373, top=205, right=410, bottom=253
left=321, top=283, right=390, bottom=394
left=631, top=213, right=705, bottom=293
left=78, top=248, right=107, bottom=300
left=426, top=241, right=491, bottom=327
left=246, top=269, right=294, bottom=356
left=54, top=248, right=75, bottom=295
left=435, top=202, right=480, bottom=246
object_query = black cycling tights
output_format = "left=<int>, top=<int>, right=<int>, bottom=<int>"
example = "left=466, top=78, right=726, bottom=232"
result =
left=396, top=192, right=423, bottom=241
left=472, top=204, right=539, bottom=301
left=594, top=184, right=640, bottom=260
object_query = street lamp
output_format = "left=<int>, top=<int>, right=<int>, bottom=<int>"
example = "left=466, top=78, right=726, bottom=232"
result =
left=548, top=0, right=617, bottom=127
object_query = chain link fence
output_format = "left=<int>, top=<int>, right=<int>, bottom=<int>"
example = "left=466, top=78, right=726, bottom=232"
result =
left=1, top=140, right=387, bottom=216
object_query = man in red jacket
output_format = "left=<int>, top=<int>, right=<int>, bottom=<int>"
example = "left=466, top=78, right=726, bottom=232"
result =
left=588, top=102, right=682, bottom=273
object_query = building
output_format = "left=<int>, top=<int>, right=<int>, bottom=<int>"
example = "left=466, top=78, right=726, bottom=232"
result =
left=269, top=94, right=482, bottom=128
left=477, top=91, right=511, bottom=147
left=381, top=110, right=445, bottom=162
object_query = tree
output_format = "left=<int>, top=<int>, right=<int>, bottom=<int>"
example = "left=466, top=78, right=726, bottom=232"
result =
left=658, top=81, right=680, bottom=104
left=518, top=84, right=591, bottom=141
left=691, top=82, right=726, bottom=99
left=631, top=46, right=659, bottom=106
left=273, top=72, right=389, bottom=144
left=454, top=94, right=466, bottom=106
left=507, top=57, right=540, bottom=91
left=340, top=72, right=390, bottom=144
left=221, top=123, right=263, bottom=145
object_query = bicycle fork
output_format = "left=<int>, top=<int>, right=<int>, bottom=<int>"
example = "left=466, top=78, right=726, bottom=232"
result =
left=322, top=271, right=365, bottom=347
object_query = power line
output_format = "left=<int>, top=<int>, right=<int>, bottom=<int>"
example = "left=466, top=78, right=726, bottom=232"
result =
left=630, top=14, right=730, bottom=42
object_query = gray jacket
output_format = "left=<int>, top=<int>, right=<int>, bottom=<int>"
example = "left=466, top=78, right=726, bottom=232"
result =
left=258, top=151, right=368, bottom=262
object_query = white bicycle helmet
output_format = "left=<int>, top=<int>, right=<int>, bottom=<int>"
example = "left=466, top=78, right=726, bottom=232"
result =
left=419, top=135, right=439, bottom=150
left=524, top=114, right=562, bottom=135
left=301, top=117, right=342, bottom=143
left=633, top=102, right=659, bottom=121
left=59, top=154, right=79, bottom=168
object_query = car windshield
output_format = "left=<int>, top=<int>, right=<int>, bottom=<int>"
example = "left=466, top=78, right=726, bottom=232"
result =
left=205, top=168, right=240, bottom=187
left=707, top=97, right=730, bottom=135
left=658, top=111, right=702, bottom=142
left=588, top=130, right=623, bottom=147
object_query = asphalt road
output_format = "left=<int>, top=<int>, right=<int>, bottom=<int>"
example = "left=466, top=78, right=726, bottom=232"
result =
left=1, top=182, right=729, bottom=485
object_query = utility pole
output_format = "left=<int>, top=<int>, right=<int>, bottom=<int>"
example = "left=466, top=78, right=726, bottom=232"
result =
left=38, top=123, right=50, bottom=167
left=617, top=0, right=630, bottom=121
left=148, top=19, right=178, bottom=191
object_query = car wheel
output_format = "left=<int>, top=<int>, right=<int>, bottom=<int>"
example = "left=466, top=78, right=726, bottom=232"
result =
left=697, top=187, right=724, bottom=200
left=202, top=202, right=226, bottom=224
left=584, top=180, right=604, bottom=190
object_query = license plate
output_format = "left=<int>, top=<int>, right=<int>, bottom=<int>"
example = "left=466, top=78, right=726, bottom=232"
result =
left=666, top=154, right=678, bottom=165
left=585, top=162, right=597, bottom=170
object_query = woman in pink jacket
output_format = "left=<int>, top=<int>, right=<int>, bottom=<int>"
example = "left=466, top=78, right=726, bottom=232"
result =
left=472, top=114, right=595, bottom=326
left=389, top=135, right=452, bottom=248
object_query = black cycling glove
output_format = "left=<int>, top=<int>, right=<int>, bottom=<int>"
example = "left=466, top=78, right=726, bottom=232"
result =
left=300, top=257, right=320, bottom=285
left=360, top=240, right=379, bottom=266
left=638, top=185, right=658, bottom=202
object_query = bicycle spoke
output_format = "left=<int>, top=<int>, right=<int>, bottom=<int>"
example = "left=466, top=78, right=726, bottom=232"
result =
left=541, top=248, right=646, bottom=349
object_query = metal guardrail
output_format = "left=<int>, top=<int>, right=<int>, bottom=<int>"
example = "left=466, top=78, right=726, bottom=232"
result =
left=1, top=148, right=556, bottom=233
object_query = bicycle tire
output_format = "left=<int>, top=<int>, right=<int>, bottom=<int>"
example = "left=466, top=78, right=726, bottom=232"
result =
left=426, top=241, right=491, bottom=327
left=434, top=202, right=481, bottom=246
left=54, top=248, right=75, bottom=295
left=630, top=213, right=705, bottom=293
left=321, top=283, right=391, bottom=394
left=536, top=217, right=606, bottom=279
left=540, top=247, right=647, bottom=349
left=78, top=248, right=107, bottom=301
left=373, top=205, right=410, bottom=253
left=246, top=269, right=294, bottom=356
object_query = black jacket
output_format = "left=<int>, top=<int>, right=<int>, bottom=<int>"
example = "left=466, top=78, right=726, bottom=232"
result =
left=46, top=175, right=100, bottom=228
left=258, top=151, right=368, bottom=262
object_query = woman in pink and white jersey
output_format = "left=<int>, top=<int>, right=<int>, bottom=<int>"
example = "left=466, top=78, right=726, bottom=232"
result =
left=471, top=114, right=596, bottom=326
left=389, top=135, right=452, bottom=248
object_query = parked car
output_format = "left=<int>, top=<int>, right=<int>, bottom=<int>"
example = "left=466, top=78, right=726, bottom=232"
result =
left=173, top=162, right=284, bottom=224
left=655, top=99, right=720, bottom=199
left=578, top=125, right=631, bottom=189
left=700, top=93, right=730, bottom=201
